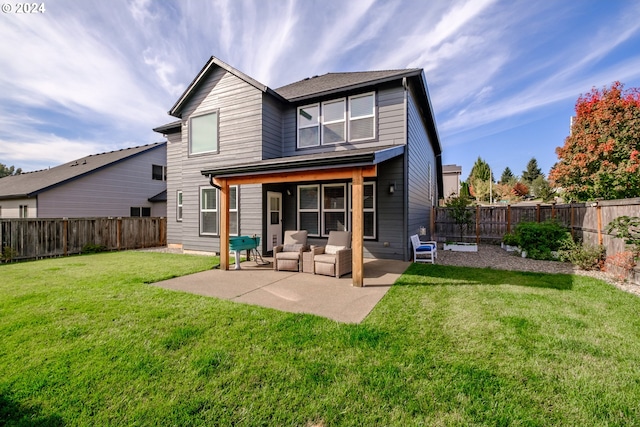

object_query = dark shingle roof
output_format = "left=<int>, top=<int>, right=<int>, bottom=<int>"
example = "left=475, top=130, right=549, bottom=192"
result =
left=0, top=142, right=165, bottom=199
left=274, top=69, right=422, bottom=102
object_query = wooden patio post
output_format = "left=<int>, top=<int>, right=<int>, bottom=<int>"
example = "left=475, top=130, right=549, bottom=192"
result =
left=219, top=179, right=230, bottom=271
left=352, top=168, right=364, bottom=287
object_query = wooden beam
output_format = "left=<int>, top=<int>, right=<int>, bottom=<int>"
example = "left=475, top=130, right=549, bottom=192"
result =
left=352, top=168, right=364, bottom=287
left=219, top=179, right=230, bottom=270
left=213, top=165, right=377, bottom=187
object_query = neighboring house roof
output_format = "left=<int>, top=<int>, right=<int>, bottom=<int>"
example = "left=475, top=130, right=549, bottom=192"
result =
left=274, top=69, right=422, bottom=102
left=202, top=145, right=405, bottom=179
left=0, top=142, right=166, bottom=199
left=148, top=190, right=167, bottom=202
left=443, top=165, right=462, bottom=174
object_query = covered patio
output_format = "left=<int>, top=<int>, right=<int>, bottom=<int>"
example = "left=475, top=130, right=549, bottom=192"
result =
left=203, top=145, right=405, bottom=287
left=152, top=257, right=410, bottom=323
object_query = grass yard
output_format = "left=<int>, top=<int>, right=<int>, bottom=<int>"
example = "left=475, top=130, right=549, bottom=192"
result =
left=1, top=252, right=640, bottom=426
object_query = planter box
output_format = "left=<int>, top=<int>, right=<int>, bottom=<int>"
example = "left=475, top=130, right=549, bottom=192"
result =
left=501, top=243, right=517, bottom=252
left=444, top=243, right=478, bottom=252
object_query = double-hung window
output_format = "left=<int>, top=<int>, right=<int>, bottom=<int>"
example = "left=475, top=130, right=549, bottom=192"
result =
left=229, top=186, right=239, bottom=236
left=298, top=185, right=320, bottom=236
left=297, top=104, right=320, bottom=148
left=323, top=184, right=346, bottom=236
left=190, top=111, right=219, bottom=155
left=349, top=92, right=375, bottom=141
left=200, top=187, right=218, bottom=235
left=297, top=92, right=375, bottom=148
left=322, top=99, right=346, bottom=144
left=176, top=190, right=183, bottom=222
left=349, top=182, right=376, bottom=239
left=199, top=186, right=239, bottom=236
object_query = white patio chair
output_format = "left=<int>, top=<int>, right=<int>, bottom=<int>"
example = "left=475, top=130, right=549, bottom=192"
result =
left=410, top=234, right=437, bottom=264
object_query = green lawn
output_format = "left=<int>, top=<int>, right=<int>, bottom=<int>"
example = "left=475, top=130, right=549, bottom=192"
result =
left=1, top=252, right=639, bottom=426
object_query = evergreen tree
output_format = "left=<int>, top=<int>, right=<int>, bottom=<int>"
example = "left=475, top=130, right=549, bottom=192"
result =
left=522, top=158, right=543, bottom=184
left=500, top=167, right=515, bottom=184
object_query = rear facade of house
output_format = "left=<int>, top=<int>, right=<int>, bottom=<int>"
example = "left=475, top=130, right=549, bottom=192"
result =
left=155, top=57, right=442, bottom=261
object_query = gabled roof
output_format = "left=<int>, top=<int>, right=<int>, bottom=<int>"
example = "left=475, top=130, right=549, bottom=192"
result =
left=169, top=56, right=286, bottom=118
left=0, top=142, right=166, bottom=199
left=274, top=69, right=422, bottom=102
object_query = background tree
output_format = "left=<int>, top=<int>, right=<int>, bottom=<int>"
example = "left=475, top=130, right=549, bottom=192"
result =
left=468, top=157, right=494, bottom=202
left=531, top=176, right=555, bottom=202
left=549, top=81, right=640, bottom=201
left=0, top=163, right=22, bottom=178
left=500, top=167, right=515, bottom=184
left=521, top=157, right=543, bottom=184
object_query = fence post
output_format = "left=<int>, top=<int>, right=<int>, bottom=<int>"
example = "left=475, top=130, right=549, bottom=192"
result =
left=536, top=204, right=541, bottom=223
left=63, top=218, right=68, bottom=256
left=570, top=204, right=575, bottom=238
left=476, top=205, right=480, bottom=244
left=117, top=217, right=122, bottom=251
left=507, top=205, right=511, bottom=234
left=597, top=204, right=603, bottom=246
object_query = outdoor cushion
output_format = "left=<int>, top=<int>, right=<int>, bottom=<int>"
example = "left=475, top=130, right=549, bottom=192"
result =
left=324, top=244, right=345, bottom=255
left=415, top=244, right=434, bottom=252
left=277, top=251, right=301, bottom=260
left=314, top=253, right=339, bottom=264
left=282, top=243, right=303, bottom=252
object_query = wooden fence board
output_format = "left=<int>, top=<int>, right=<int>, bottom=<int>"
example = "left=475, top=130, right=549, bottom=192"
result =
left=434, top=199, right=639, bottom=257
left=1, top=217, right=167, bottom=262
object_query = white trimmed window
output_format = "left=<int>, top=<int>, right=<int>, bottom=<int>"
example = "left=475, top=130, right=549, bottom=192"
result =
left=190, top=111, right=219, bottom=155
left=19, top=205, right=28, bottom=218
left=229, top=186, right=239, bottom=236
left=298, top=185, right=320, bottom=236
left=200, top=187, right=218, bottom=235
left=322, top=98, right=346, bottom=144
left=297, top=104, right=320, bottom=148
left=349, top=92, right=375, bottom=141
left=349, top=182, right=376, bottom=239
left=322, top=184, right=347, bottom=236
left=152, top=164, right=167, bottom=181
left=297, top=92, right=375, bottom=148
left=176, top=190, right=183, bottom=222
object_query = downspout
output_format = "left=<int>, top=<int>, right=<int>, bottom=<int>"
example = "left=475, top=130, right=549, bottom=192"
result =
left=402, top=77, right=409, bottom=261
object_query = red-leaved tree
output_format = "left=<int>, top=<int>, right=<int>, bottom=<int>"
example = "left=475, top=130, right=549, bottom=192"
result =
left=549, top=81, right=640, bottom=201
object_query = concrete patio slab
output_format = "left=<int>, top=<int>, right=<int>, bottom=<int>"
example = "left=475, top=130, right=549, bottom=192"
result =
left=152, top=258, right=410, bottom=323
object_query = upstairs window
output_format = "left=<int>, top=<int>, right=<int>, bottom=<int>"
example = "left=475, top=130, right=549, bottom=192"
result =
left=349, top=92, right=375, bottom=141
left=322, top=99, right=346, bottom=144
left=152, top=164, right=166, bottom=181
left=297, top=92, right=375, bottom=148
left=297, top=104, right=320, bottom=148
left=131, top=207, right=151, bottom=217
left=190, top=111, right=219, bottom=155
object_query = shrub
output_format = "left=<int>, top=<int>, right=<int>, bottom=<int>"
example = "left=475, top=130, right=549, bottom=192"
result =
left=513, top=220, right=571, bottom=260
left=82, top=243, right=108, bottom=254
left=1, top=246, right=17, bottom=262
left=558, top=239, right=606, bottom=270
left=445, top=194, right=474, bottom=242
left=606, top=216, right=640, bottom=258
left=502, top=233, right=518, bottom=246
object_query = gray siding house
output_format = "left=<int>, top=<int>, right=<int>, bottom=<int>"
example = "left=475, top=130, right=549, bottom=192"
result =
left=154, top=56, right=442, bottom=285
left=0, top=143, right=167, bottom=218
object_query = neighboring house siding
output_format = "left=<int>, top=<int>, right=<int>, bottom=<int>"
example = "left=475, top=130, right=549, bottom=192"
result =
left=0, top=199, right=36, bottom=218
left=281, top=83, right=406, bottom=157
left=36, top=146, right=167, bottom=218
left=175, top=67, right=265, bottom=253
left=406, top=86, right=437, bottom=249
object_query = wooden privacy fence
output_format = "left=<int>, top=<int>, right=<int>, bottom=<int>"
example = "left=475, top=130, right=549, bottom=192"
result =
left=1, top=217, right=167, bottom=262
left=433, top=198, right=640, bottom=256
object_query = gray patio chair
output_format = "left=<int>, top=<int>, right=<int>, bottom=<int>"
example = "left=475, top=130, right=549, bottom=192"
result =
left=273, top=230, right=308, bottom=272
left=312, top=231, right=352, bottom=277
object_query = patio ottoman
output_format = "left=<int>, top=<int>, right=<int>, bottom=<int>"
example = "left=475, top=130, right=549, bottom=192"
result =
left=274, top=252, right=300, bottom=271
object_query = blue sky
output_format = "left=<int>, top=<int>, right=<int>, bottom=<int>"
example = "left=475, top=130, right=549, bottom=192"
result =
left=1, top=0, right=640, bottom=181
